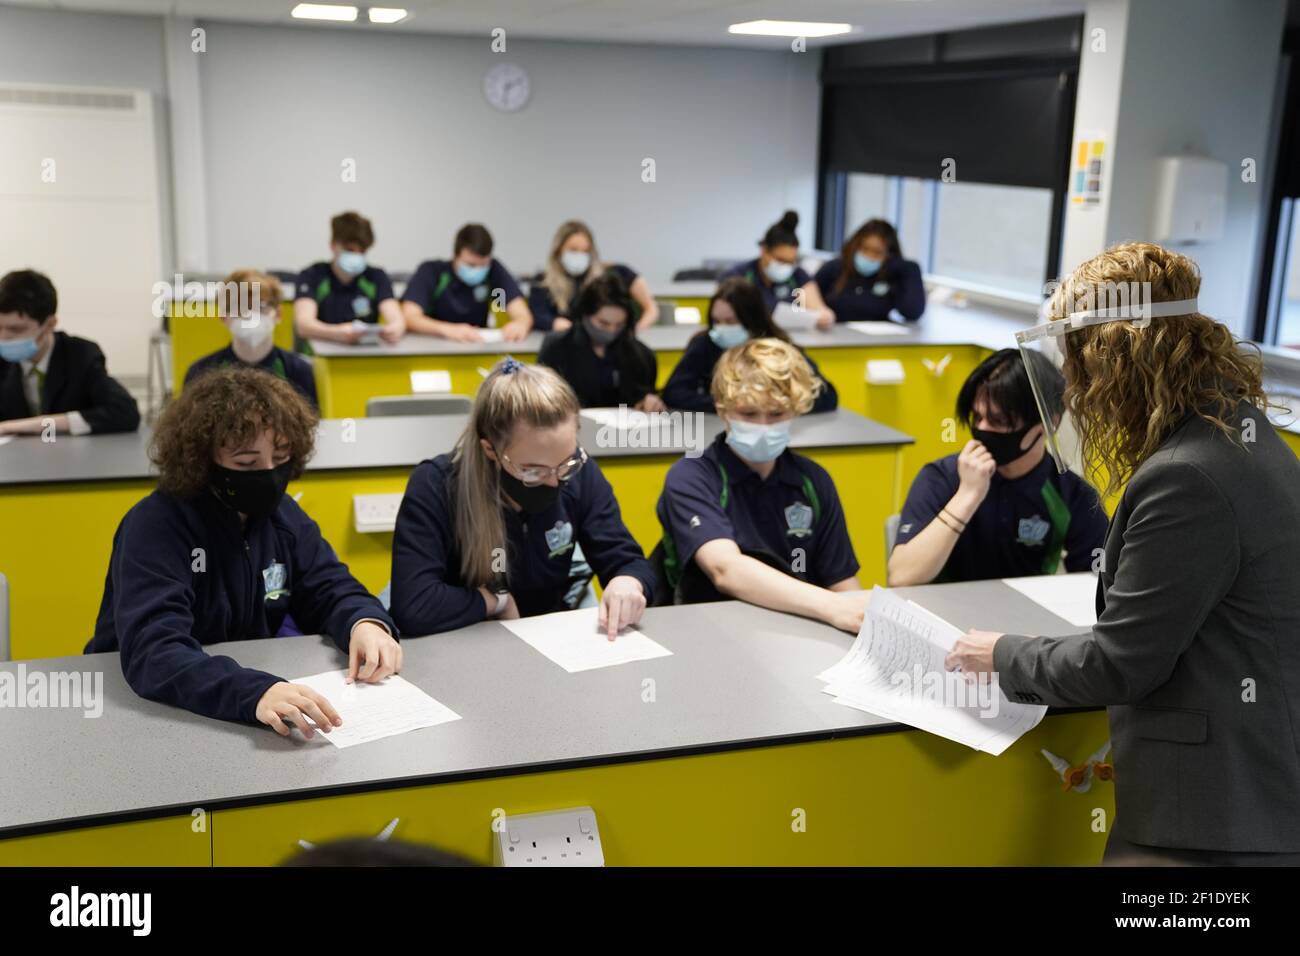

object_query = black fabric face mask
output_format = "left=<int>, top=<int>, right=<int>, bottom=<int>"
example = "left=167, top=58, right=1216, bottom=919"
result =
left=971, top=425, right=1038, bottom=467
left=210, top=462, right=293, bottom=519
left=498, top=466, right=561, bottom=514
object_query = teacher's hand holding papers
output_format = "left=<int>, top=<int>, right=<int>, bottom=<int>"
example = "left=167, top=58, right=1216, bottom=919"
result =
left=944, top=629, right=1001, bottom=675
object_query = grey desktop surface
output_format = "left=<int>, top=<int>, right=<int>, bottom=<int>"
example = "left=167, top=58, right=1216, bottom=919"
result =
left=308, top=302, right=1030, bottom=359
left=0, top=583, right=1085, bottom=836
left=0, top=410, right=911, bottom=485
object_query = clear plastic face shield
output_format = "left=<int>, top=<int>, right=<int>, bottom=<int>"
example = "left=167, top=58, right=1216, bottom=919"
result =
left=1015, top=295, right=1200, bottom=473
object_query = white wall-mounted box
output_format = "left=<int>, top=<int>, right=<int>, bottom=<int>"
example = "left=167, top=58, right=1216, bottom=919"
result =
left=1151, top=156, right=1226, bottom=243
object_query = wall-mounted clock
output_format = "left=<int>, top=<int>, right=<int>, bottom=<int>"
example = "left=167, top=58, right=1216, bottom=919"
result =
left=483, top=63, right=530, bottom=113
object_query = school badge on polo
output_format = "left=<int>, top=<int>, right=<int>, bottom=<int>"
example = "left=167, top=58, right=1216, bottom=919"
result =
left=473, top=284, right=488, bottom=302
left=262, top=561, right=290, bottom=600
left=784, top=502, right=814, bottom=538
left=1016, top=515, right=1050, bottom=547
left=351, top=295, right=371, bottom=318
left=545, top=520, right=575, bottom=557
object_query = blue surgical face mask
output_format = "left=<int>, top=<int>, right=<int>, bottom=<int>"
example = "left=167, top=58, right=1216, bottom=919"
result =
left=764, top=259, right=796, bottom=284
left=337, top=251, right=367, bottom=276
left=854, top=252, right=882, bottom=277
left=725, top=418, right=792, bottom=464
left=456, top=261, right=491, bottom=286
left=0, top=331, right=42, bottom=364
left=560, top=250, right=591, bottom=276
left=708, top=324, right=749, bottom=350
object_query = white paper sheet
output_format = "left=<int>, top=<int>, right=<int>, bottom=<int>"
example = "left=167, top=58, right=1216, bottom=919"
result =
left=772, top=301, right=819, bottom=330
left=478, top=328, right=505, bottom=343
left=502, top=607, right=672, bottom=673
left=845, top=320, right=911, bottom=336
left=351, top=319, right=382, bottom=341
left=1001, top=573, right=1098, bottom=628
left=0, top=435, right=15, bottom=446
left=818, top=588, right=1046, bottom=755
left=289, top=671, right=461, bottom=749
left=581, top=407, right=651, bottom=429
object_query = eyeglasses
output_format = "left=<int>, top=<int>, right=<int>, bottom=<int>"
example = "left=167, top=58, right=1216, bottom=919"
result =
left=499, top=446, right=588, bottom=486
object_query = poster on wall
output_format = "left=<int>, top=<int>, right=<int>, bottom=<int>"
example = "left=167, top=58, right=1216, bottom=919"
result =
left=1070, top=132, right=1107, bottom=207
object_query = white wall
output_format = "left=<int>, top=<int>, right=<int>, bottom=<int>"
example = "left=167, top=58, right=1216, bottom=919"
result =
left=1061, top=0, right=1286, bottom=334
left=196, top=21, right=820, bottom=282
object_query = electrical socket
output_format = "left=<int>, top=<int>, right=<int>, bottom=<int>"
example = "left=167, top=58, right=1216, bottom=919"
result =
left=493, top=806, right=604, bottom=867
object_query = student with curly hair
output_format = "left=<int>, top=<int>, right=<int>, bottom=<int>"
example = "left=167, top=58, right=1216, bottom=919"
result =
left=655, top=338, right=867, bottom=632
left=87, top=367, right=400, bottom=735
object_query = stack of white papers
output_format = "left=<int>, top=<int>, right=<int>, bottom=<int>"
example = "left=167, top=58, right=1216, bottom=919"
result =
left=581, top=407, right=651, bottom=429
left=844, top=320, right=911, bottom=336
left=1001, top=573, right=1098, bottom=628
left=772, top=301, right=819, bottom=330
left=818, top=588, right=1046, bottom=755
left=502, top=607, right=672, bottom=673
left=290, top=670, right=461, bottom=749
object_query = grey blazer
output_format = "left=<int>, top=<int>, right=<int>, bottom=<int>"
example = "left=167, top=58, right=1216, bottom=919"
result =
left=995, top=399, right=1300, bottom=852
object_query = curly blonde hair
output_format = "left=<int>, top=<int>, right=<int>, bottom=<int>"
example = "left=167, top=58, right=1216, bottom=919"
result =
left=711, top=337, right=821, bottom=415
left=1047, top=242, right=1269, bottom=497
left=153, top=366, right=318, bottom=498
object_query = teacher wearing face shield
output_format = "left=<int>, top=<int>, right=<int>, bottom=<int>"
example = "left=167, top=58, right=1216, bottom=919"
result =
left=947, top=242, right=1300, bottom=865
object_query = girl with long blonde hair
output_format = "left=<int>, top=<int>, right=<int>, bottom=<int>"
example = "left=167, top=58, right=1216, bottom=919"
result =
left=391, top=358, right=655, bottom=640
left=528, top=220, right=660, bottom=332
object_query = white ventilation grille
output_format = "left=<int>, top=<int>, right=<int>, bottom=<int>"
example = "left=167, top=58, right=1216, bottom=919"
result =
left=0, top=85, right=138, bottom=112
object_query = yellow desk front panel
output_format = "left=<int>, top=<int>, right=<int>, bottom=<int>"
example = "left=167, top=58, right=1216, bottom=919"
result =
left=804, top=344, right=991, bottom=495
left=595, top=444, right=902, bottom=590
left=169, top=302, right=296, bottom=396
left=0, top=815, right=210, bottom=866
left=1, top=469, right=410, bottom=662
left=0, top=479, right=154, bottom=660
left=314, top=349, right=687, bottom=419
left=212, top=708, right=1112, bottom=866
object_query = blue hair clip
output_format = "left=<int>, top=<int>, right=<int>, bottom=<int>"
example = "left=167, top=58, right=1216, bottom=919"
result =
left=499, top=356, right=523, bottom=375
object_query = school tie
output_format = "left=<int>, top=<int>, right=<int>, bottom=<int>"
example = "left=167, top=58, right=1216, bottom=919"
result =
left=27, top=366, right=45, bottom=414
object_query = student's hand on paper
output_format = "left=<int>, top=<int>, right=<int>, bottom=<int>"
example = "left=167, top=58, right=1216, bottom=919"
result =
left=825, top=589, right=870, bottom=634
left=348, top=621, right=403, bottom=683
left=256, top=681, right=342, bottom=739
left=815, top=308, right=835, bottom=331
left=498, top=593, right=521, bottom=620
left=334, top=324, right=366, bottom=345
left=956, top=439, right=996, bottom=502
left=552, top=317, right=573, bottom=333
left=598, top=576, right=647, bottom=641
left=378, top=320, right=406, bottom=344
left=635, top=393, right=666, bottom=413
left=440, top=322, right=483, bottom=343
left=501, top=319, right=530, bottom=342
left=944, top=629, right=1002, bottom=677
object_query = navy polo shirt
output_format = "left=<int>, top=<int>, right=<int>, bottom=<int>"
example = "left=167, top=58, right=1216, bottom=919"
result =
left=402, top=259, right=523, bottom=328
left=293, top=261, right=396, bottom=325
left=185, top=345, right=318, bottom=409
left=661, top=332, right=839, bottom=415
left=656, top=432, right=859, bottom=588
left=86, top=490, right=395, bottom=725
left=390, top=452, right=656, bottom=635
left=896, top=451, right=1110, bottom=582
left=529, top=262, right=639, bottom=331
left=719, top=257, right=811, bottom=314
left=813, top=258, right=926, bottom=323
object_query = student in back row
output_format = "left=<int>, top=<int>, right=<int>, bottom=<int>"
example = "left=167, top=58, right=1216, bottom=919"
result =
left=814, top=219, right=926, bottom=324
left=391, top=359, right=653, bottom=640
left=186, top=269, right=318, bottom=408
left=529, top=220, right=659, bottom=332
left=88, top=367, right=400, bottom=734
left=294, top=211, right=405, bottom=345
left=663, top=277, right=837, bottom=414
left=720, top=211, right=833, bottom=328
left=402, top=223, right=532, bottom=343
left=0, top=269, right=140, bottom=436
left=538, top=272, right=663, bottom=411
left=887, top=349, right=1107, bottom=585
left=656, top=338, right=867, bottom=634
